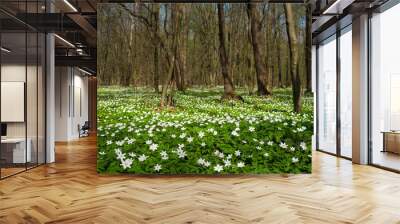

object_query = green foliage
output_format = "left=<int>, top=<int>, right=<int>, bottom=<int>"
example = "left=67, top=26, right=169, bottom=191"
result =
left=97, top=87, right=313, bottom=174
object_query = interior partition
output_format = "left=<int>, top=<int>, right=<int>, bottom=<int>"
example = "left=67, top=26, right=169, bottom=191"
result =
left=1, top=31, right=28, bottom=177
left=0, top=3, right=46, bottom=179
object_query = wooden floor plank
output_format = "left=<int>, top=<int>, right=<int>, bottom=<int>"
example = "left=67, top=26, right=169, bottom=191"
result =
left=0, top=136, right=400, bottom=224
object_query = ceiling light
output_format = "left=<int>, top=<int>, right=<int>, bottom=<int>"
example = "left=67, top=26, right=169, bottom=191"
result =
left=63, top=0, right=78, bottom=12
left=1, top=47, right=11, bottom=53
left=76, top=48, right=85, bottom=55
left=323, top=0, right=342, bottom=14
left=78, top=67, right=93, bottom=76
left=322, top=0, right=354, bottom=15
left=54, top=34, right=75, bottom=48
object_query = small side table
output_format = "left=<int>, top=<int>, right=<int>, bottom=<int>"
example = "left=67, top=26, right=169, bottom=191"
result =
left=381, top=131, right=400, bottom=154
left=1, top=138, right=32, bottom=164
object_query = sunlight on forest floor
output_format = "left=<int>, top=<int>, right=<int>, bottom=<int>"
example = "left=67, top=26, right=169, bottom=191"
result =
left=97, top=87, right=313, bottom=174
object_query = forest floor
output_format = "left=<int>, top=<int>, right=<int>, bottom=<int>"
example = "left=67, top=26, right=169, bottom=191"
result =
left=97, top=87, right=313, bottom=174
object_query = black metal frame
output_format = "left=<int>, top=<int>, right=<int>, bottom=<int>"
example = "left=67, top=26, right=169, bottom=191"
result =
left=336, top=19, right=341, bottom=157
left=367, top=10, right=372, bottom=166
left=0, top=13, right=2, bottom=179
left=315, top=44, right=319, bottom=152
left=0, top=0, right=48, bottom=180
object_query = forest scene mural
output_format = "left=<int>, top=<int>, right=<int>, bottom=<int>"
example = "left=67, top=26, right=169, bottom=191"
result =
left=97, top=2, right=313, bottom=174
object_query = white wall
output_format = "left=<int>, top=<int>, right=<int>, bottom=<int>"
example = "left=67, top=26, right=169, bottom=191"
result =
left=1, top=65, right=26, bottom=139
left=73, top=72, right=89, bottom=137
left=1, top=64, right=26, bottom=82
left=55, top=66, right=70, bottom=141
left=1, top=63, right=46, bottom=164
left=1, top=64, right=41, bottom=137
left=55, top=66, right=89, bottom=141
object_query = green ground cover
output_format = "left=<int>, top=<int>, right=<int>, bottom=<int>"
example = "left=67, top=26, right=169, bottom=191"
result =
left=97, top=87, right=313, bottom=174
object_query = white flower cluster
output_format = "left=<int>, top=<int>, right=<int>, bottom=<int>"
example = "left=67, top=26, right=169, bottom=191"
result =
left=115, top=148, right=133, bottom=170
left=98, top=90, right=312, bottom=174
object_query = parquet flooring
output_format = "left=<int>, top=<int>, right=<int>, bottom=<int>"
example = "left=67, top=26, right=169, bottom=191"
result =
left=0, top=167, right=26, bottom=178
left=1, top=136, right=400, bottom=224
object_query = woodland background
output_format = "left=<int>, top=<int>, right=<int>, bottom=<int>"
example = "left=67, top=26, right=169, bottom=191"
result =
left=97, top=3, right=311, bottom=112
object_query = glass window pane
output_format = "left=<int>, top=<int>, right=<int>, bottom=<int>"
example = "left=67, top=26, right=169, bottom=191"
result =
left=371, top=4, right=400, bottom=171
left=318, top=36, right=337, bottom=154
left=27, top=31, right=38, bottom=169
left=340, top=28, right=352, bottom=158
left=1, top=31, right=27, bottom=177
left=38, top=32, right=45, bottom=165
left=0, top=1, right=46, bottom=179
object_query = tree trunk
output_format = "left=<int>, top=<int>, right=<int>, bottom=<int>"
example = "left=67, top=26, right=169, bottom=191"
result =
left=217, top=4, right=240, bottom=100
left=286, top=51, right=291, bottom=87
left=154, top=45, right=160, bottom=93
left=179, top=4, right=188, bottom=91
left=153, top=4, right=160, bottom=93
left=247, top=3, right=270, bottom=96
left=160, top=5, right=180, bottom=108
left=284, top=4, right=302, bottom=113
left=305, top=1, right=312, bottom=93
left=171, top=4, right=186, bottom=92
left=272, top=5, right=279, bottom=89
left=277, top=41, right=283, bottom=88
left=160, top=57, right=176, bottom=107
left=277, top=17, right=283, bottom=88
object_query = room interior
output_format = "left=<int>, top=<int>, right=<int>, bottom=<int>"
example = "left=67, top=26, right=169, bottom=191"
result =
left=369, top=3, right=400, bottom=171
left=54, top=66, right=90, bottom=142
left=0, top=0, right=400, bottom=222
left=0, top=28, right=46, bottom=178
left=0, top=1, right=95, bottom=179
left=0, top=0, right=398, bottom=179
left=313, top=0, right=400, bottom=171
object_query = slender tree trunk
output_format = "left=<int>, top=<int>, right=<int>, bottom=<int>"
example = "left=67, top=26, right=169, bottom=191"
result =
left=153, top=4, right=160, bottom=93
left=180, top=4, right=188, bottom=91
left=217, top=4, right=240, bottom=100
left=277, top=41, right=283, bottom=88
left=131, top=21, right=137, bottom=88
left=171, top=4, right=186, bottom=92
left=284, top=4, right=302, bottom=113
left=276, top=15, right=283, bottom=88
left=154, top=45, right=160, bottom=93
left=286, top=51, right=291, bottom=87
left=272, top=5, right=279, bottom=89
left=247, top=3, right=270, bottom=96
left=305, top=1, right=312, bottom=93
left=160, top=57, right=176, bottom=107
left=160, top=5, right=180, bottom=107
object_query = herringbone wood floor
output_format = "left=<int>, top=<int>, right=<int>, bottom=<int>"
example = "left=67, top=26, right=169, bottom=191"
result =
left=1, top=136, right=400, bottom=224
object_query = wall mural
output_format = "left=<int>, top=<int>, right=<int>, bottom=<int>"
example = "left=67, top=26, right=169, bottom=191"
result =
left=97, top=2, right=313, bottom=174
